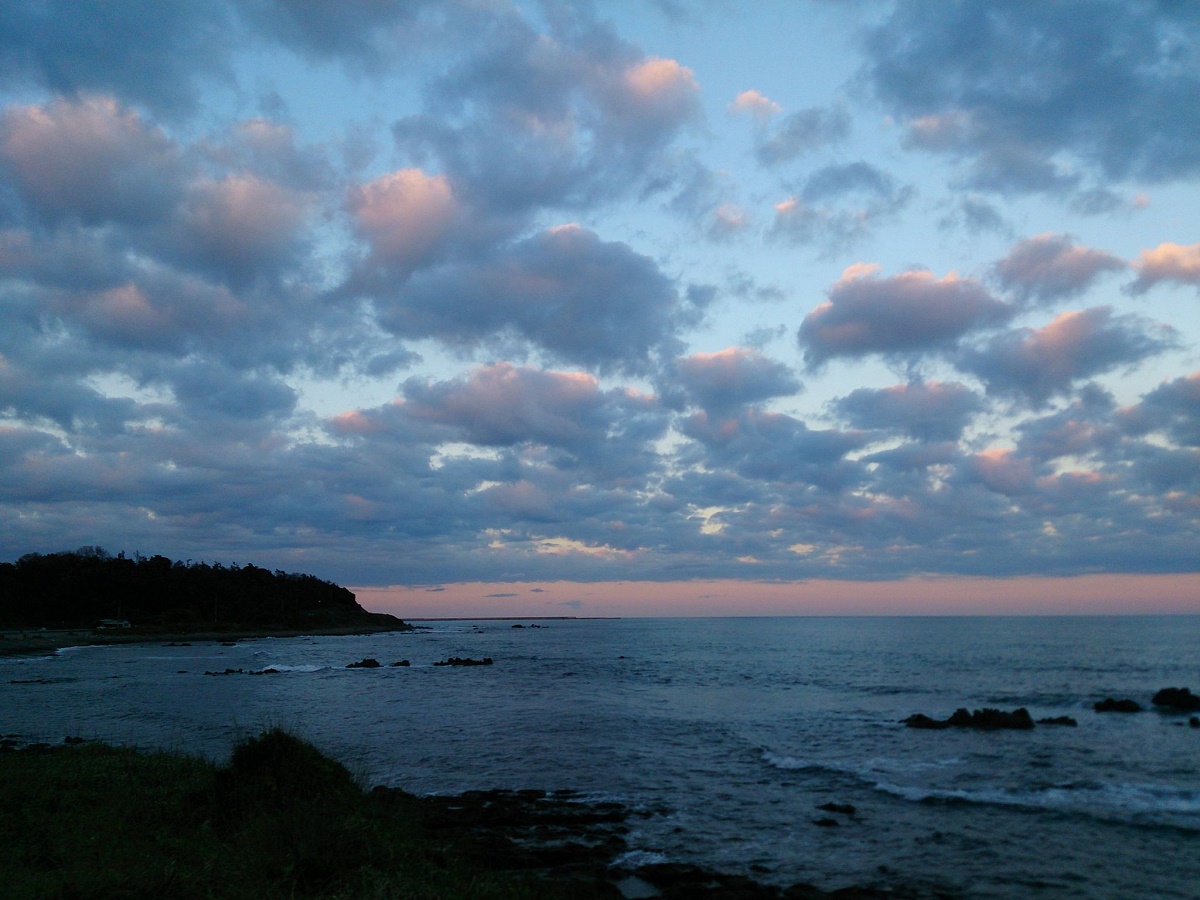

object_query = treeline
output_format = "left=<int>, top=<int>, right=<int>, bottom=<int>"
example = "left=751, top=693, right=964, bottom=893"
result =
left=0, top=547, right=388, bottom=630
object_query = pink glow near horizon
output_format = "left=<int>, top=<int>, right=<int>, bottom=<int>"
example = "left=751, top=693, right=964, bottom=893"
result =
left=353, top=574, right=1200, bottom=619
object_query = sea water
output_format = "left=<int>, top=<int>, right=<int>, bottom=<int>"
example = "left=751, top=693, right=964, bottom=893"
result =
left=3, top=616, right=1198, bottom=898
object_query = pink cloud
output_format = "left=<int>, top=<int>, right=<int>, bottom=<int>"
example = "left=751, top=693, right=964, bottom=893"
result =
left=728, top=89, right=781, bottom=120
left=675, top=346, right=799, bottom=411
left=402, top=363, right=604, bottom=448
left=960, top=307, right=1176, bottom=404
left=1130, top=241, right=1200, bottom=293
left=970, top=448, right=1036, bottom=495
left=994, top=233, right=1124, bottom=304
left=348, top=168, right=458, bottom=270
left=180, top=174, right=310, bottom=273
left=0, top=94, right=181, bottom=224
left=800, top=263, right=1010, bottom=365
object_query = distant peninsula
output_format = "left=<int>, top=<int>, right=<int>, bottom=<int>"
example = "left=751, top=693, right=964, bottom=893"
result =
left=0, top=547, right=411, bottom=655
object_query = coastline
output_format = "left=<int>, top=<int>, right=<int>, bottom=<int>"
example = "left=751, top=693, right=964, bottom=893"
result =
left=0, top=732, right=951, bottom=899
left=0, top=619, right=415, bottom=658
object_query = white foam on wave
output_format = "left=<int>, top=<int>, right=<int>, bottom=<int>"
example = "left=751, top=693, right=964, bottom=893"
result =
left=259, top=664, right=325, bottom=673
left=874, top=779, right=1200, bottom=818
left=762, top=749, right=961, bottom=781
left=611, top=849, right=669, bottom=868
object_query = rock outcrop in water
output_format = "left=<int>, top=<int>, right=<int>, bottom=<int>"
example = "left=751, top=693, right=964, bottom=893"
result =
left=1152, top=687, right=1200, bottom=712
left=904, top=707, right=1035, bottom=730
left=433, top=656, right=494, bottom=667
left=346, top=658, right=381, bottom=669
left=1094, top=698, right=1143, bottom=713
left=1036, top=716, right=1078, bottom=726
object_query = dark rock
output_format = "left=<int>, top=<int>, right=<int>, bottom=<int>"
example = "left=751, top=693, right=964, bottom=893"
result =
left=1036, top=716, right=1078, bottom=726
left=813, top=817, right=840, bottom=827
left=630, top=862, right=782, bottom=899
left=1152, top=687, right=1200, bottom=712
left=1190, top=716, right=1200, bottom=729
left=221, top=642, right=237, bottom=646
left=817, top=802, right=857, bottom=815
left=346, top=658, right=381, bottom=669
left=390, top=659, right=410, bottom=667
left=433, top=656, right=494, bottom=666
left=1094, top=698, right=1143, bottom=713
left=904, top=707, right=1034, bottom=730
left=512, top=624, right=525, bottom=628
left=63, top=735, right=86, bottom=744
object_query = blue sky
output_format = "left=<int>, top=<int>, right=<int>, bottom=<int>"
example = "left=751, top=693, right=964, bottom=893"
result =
left=2, top=1, right=1199, bottom=613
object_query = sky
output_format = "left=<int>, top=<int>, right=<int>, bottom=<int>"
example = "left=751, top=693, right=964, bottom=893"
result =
left=1, top=1, right=1199, bottom=616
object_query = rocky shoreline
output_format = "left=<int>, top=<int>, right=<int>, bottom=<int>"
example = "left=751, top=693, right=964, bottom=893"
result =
left=1, top=732, right=958, bottom=900
left=374, top=784, right=957, bottom=899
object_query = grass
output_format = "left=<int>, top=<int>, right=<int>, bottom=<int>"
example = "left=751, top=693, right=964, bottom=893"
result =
left=0, top=730, right=609, bottom=899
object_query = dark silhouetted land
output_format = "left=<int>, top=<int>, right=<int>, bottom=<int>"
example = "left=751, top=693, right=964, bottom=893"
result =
left=0, top=547, right=411, bottom=654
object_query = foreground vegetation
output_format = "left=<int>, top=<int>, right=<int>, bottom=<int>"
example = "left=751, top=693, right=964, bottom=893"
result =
left=0, top=731, right=611, bottom=900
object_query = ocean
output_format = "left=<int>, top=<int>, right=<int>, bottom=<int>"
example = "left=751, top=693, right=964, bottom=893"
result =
left=3, top=616, right=1198, bottom=898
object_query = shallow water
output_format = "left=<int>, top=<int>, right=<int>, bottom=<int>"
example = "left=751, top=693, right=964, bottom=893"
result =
left=3, top=616, right=1199, bottom=898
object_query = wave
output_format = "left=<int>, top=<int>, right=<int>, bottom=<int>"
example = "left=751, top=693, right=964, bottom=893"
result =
left=874, top=779, right=1200, bottom=821
left=611, top=849, right=669, bottom=869
left=761, top=750, right=960, bottom=780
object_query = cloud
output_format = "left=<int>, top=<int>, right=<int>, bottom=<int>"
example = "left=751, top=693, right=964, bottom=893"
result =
left=176, top=174, right=312, bottom=283
left=993, top=234, right=1125, bottom=306
left=864, top=2, right=1200, bottom=194
left=754, top=105, right=851, bottom=166
left=728, top=89, right=781, bottom=121
left=1118, top=371, right=1200, bottom=447
left=938, top=195, right=1010, bottom=236
left=1129, top=242, right=1200, bottom=294
left=834, top=381, right=985, bottom=441
left=957, top=307, right=1178, bottom=405
left=0, top=1, right=235, bottom=115
left=374, top=224, right=700, bottom=374
left=400, top=363, right=608, bottom=450
left=966, top=448, right=1038, bottom=497
left=679, top=408, right=867, bottom=490
left=799, top=263, right=1012, bottom=367
left=392, top=17, right=702, bottom=225
left=0, top=95, right=184, bottom=226
left=346, top=168, right=463, bottom=285
left=770, top=162, right=914, bottom=247
left=237, top=0, right=441, bottom=72
left=672, top=347, right=800, bottom=413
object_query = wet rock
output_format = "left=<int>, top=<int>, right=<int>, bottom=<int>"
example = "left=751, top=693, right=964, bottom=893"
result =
left=1190, top=716, right=1200, bottom=729
left=1094, top=698, right=1142, bottom=713
left=512, top=624, right=525, bottom=628
left=1036, top=716, right=1078, bottom=726
left=1151, top=687, right=1200, bottom=712
left=346, top=658, right=381, bottom=668
left=390, top=659, right=410, bottom=667
left=816, top=802, right=857, bottom=815
left=904, top=707, right=1035, bottom=730
left=813, top=817, right=840, bottom=828
left=433, top=656, right=494, bottom=666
